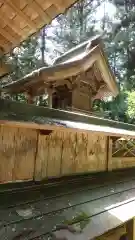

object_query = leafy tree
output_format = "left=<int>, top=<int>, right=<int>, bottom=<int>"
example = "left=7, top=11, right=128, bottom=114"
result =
left=50, top=0, right=99, bottom=54
left=127, top=91, right=135, bottom=119
left=3, top=0, right=135, bottom=123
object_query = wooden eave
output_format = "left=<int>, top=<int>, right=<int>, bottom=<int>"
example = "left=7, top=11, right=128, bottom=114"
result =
left=0, top=0, right=77, bottom=55
left=0, top=99, right=135, bottom=139
left=54, top=34, right=102, bottom=65
left=2, top=44, right=119, bottom=97
left=97, top=45, right=119, bottom=97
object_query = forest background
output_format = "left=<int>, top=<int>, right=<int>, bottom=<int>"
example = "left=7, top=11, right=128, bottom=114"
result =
left=3, top=0, right=135, bottom=123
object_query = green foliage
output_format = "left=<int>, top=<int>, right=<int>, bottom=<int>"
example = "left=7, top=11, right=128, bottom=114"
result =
left=3, top=0, right=135, bottom=123
left=127, top=91, right=135, bottom=119
left=51, top=0, right=98, bottom=54
left=63, top=211, right=90, bottom=230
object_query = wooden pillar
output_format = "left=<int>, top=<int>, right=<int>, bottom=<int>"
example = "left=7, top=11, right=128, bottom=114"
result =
left=25, top=92, right=34, bottom=104
left=107, top=137, right=113, bottom=171
left=126, top=218, right=135, bottom=240
left=48, top=88, right=53, bottom=108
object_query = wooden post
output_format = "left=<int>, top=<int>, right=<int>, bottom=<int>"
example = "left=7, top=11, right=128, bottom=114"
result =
left=25, top=92, right=34, bottom=104
left=48, top=88, right=53, bottom=108
left=126, top=218, right=135, bottom=240
left=107, top=137, right=113, bottom=171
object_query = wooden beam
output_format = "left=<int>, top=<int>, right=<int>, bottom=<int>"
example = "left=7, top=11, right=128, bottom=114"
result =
left=96, top=47, right=119, bottom=97
left=25, top=92, right=34, bottom=104
left=55, top=0, right=66, bottom=12
left=0, top=42, right=7, bottom=54
left=5, top=0, right=37, bottom=31
left=0, top=62, right=11, bottom=78
left=1, top=99, right=135, bottom=138
left=27, top=0, right=51, bottom=23
left=48, top=88, right=53, bottom=108
left=0, top=12, right=23, bottom=38
left=0, top=27, right=18, bottom=44
left=126, top=219, right=134, bottom=240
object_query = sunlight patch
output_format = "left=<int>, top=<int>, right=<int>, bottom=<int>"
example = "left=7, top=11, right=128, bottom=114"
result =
left=105, top=198, right=135, bottom=222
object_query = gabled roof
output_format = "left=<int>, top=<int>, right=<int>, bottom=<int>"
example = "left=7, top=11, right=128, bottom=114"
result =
left=2, top=36, right=119, bottom=97
left=0, top=0, right=77, bottom=54
left=54, top=35, right=102, bottom=65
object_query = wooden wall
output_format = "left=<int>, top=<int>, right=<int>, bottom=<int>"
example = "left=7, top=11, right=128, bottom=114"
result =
left=0, top=126, right=37, bottom=183
left=35, top=131, right=107, bottom=180
left=0, top=125, right=107, bottom=183
left=72, top=89, right=92, bottom=111
left=108, top=157, right=135, bottom=170
left=1, top=125, right=135, bottom=183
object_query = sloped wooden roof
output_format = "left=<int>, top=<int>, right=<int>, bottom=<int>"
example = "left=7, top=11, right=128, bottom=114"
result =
left=0, top=0, right=77, bottom=54
left=0, top=99, right=135, bottom=139
left=2, top=36, right=119, bottom=98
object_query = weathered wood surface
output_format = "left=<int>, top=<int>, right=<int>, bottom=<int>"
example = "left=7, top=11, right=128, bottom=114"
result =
left=35, top=131, right=63, bottom=179
left=127, top=219, right=134, bottom=240
left=0, top=0, right=77, bottom=54
left=0, top=122, right=107, bottom=182
left=0, top=99, right=135, bottom=183
left=97, top=225, right=126, bottom=240
left=0, top=125, right=37, bottom=182
left=0, top=169, right=135, bottom=239
left=108, top=138, right=135, bottom=171
left=0, top=121, right=135, bottom=183
left=0, top=99, right=135, bottom=138
left=110, top=157, right=135, bottom=170
left=35, top=131, right=107, bottom=179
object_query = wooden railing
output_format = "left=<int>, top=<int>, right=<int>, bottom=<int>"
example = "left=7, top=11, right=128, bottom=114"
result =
left=108, top=137, right=135, bottom=170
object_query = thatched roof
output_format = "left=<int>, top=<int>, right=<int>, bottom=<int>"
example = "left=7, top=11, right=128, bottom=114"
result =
left=0, top=0, right=77, bottom=54
left=2, top=36, right=119, bottom=98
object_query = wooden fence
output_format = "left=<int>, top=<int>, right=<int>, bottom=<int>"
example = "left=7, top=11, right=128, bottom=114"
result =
left=108, top=137, right=135, bottom=170
left=0, top=125, right=135, bottom=183
left=35, top=130, right=107, bottom=180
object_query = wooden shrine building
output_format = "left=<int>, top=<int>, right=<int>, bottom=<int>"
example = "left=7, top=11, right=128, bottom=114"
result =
left=0, top=1, right=135, bottom=240
left=2, top=35, right=118, bottom=113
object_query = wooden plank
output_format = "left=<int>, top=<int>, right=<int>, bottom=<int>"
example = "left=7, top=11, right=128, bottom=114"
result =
left=5, top=0, right=37, bottom=31
left=108, top=137, right=113, bottom=171
left=35, top=130, right=63, bottom=180
left=47, top=131, right=63, bottom=177
left=127, top=219, right=134, bottom=240
left=0, top=126, right=37, bottom=182
left=0, top=26, right=18, bottom=43
left=0, top=62, right=11, bottom=78
left=96, top=225, right=126, bottom=240
left=133, top=218, right=135, bottom=240
left=0, top=126, right=15, bottom=182
left=111, top=157, right=135, bottom=170
left=0, top=99, right=135, bottom=133
left=1, top=117, right=135, bottom=142
left=96, top=50, right=118, bottom=96
left=12, top=128, right=37, bottom=181
left=75, top=132, right=88, bottom=173
left=74, top=133, right=107, bottom=173
left=61, top=131, right=77, bottom=175
left=34, top=132, right=49, bottom=180
left=87, top=134, right=107, bottom=172
left=27, top=0, right=51, bottom=23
